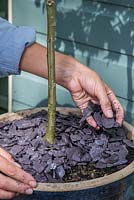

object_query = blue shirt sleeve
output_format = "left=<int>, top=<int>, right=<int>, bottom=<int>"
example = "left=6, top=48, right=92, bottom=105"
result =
left=0, top=17, right=36, bottom=77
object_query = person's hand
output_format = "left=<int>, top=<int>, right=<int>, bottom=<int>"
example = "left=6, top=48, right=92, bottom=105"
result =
left=66, top=62, right=124, bottom=128
left=0, top=147, right=37, bottom=199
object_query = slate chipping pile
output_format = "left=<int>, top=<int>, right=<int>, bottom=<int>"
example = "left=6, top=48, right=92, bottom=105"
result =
left=0, top=103, right=134, bottom=183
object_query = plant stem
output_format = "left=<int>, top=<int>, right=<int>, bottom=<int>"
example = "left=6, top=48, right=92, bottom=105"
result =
left=44, top=0, right=56, bottom=144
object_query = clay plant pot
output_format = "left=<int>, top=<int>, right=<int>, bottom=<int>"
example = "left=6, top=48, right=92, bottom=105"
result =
left=0, top=107, right=134, bottom=200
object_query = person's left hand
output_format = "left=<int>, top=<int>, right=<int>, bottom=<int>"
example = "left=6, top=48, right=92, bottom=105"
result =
left=66, top=63, right=124, bottom=128
left=0, top=147, right=37, bottom=199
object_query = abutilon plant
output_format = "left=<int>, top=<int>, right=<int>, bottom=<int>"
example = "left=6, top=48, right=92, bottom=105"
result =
left=44, top=0, right=56, bottom=144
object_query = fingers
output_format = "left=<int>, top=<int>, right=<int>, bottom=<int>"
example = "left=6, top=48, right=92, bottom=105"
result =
left=0, top=189, right=15, bottom=199
left=0, top=173, right=33, bottom=195
left=96, top=82, right=124, bottom=125
left=89, top=79, right=124, bottom=126
left=86, top=116, right=97, bottom=128
left=0, top=155, right=37, bottom=188
left=0, top=147, right=21, bottom=168
left=0, top=147, right=14, bottom=162
left=95, top=82, right=113, bottom=118
left=105, top=84, right=124, bottom=125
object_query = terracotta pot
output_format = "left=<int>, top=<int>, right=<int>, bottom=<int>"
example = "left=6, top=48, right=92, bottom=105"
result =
left=0, top=107, right=134, bottom=200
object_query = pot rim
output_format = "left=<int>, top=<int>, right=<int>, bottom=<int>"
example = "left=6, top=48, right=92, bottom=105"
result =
left=0, top=107, right=134, bottom=192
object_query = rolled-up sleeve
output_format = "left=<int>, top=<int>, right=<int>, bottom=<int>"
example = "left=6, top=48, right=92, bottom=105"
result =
left=0, top=17, right=36, bottom=77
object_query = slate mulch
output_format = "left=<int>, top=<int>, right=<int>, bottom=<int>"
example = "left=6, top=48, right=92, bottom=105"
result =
left=0, top=103, right=134, bottom=183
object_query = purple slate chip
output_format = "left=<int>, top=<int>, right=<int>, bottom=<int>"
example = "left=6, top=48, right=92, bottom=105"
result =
left=90, top=146, right=104, bottom=161
left=10, top=145, right=24, bottom=155
left=32, top=161, right=45, bottom=173
left=83, top=102, right=119, bottom=130
left=123, top=139, right=134, bottom=148
left=79, top=101, right=100, bottom=123
left=56, top=165, right=65, bottom=179
left=70, top=134, right=81, bottom=142
left=108, top=142, right=121, bottom=152
left=106, top=153, right=119, bottom=164
left=0, top=122, right=7, bottom=129
left=81, top=153, right=92, bottom=162
left=96, top=160, right=107, bottom=169
left=15, top=119, right=35, bottom=129
left=101, top=114, right=115, bottom=129
left=93, top=112, right=102, bottom=127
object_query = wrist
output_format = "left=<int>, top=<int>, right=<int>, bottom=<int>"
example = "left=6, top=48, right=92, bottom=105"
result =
left=55, top=52, right=79, bottom=89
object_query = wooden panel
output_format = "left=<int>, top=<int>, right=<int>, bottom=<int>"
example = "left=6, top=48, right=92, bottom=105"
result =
left=36, top=26, right=134, bottom=104
left=12, top=0, right=134, bottom=123
left=56, top=0, right=134, bottom=57
left=11, top=33, right=134, bottom=123
left=12, top=33, right=75, bottom=110
left=13, top=0, right=134, bottom=56
left=48, top=33, right=134, bottom=101
left=95, top=0, right=134, bottom=8
left=12, top=0, right=47, bottom=34
left=36, top=26, right=133, bottom=104
left=12, top=72, right=75, bottom=112
left=12, top=71, right=134, bottom=124
left=11, top=72, right=134, bottom=124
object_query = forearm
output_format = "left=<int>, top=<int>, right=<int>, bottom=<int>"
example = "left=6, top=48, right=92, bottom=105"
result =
left=20, top=42, right=78, bottom=89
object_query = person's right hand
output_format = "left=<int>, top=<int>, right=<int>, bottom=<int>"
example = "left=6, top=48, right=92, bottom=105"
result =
left=0, top=147, right=37, bottom=199
left=65, top=63, right=124, bottom=128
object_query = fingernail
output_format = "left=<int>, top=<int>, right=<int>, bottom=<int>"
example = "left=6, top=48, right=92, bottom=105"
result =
left=25, top=188, right=33, bottom=195
left=106, top=110, right=113, bottom=118
left=14, top=162, right=22, bottom=168
left=29, top=181, right=37, bottom=188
